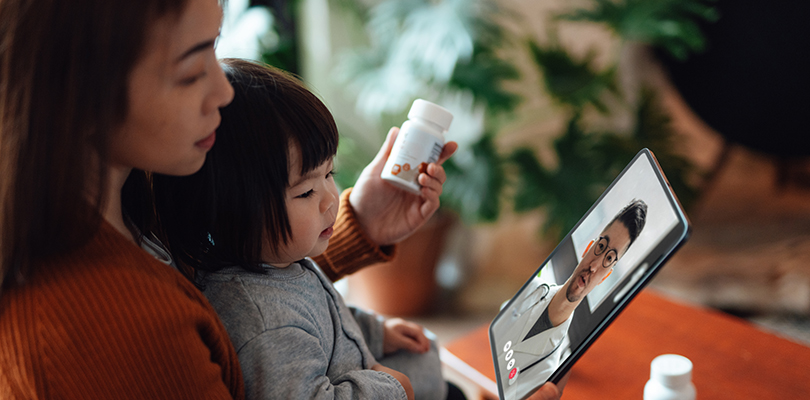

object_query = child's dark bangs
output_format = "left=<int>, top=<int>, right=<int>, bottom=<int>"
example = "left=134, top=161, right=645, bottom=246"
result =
left=289, top=93, right=339, bottom=175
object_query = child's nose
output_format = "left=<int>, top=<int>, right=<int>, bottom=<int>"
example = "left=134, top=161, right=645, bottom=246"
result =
left=321, top=188, right=338, bottom=214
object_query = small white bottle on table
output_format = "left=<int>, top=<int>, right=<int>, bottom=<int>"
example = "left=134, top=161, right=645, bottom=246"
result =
left=644, top=354, right=696, bottom=400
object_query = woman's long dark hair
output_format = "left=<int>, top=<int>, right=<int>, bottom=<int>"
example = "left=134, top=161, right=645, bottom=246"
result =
left=0, top=0, right=190, bottom=289
left=152, top=59, right=339, bottom=274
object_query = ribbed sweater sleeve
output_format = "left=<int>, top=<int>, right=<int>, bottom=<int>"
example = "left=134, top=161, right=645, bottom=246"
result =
left=313, top=188, right=397, bottom=282
left=0, top=222, right=244, bottom=399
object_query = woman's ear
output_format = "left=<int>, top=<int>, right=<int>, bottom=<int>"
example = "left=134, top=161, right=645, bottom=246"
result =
left=582, top=239, right=594, bottom=258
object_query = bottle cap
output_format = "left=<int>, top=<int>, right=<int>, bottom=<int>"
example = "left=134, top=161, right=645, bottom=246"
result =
left=650, top=354, right=693, bottom=389
left=408, top=99, right=453, bottom=132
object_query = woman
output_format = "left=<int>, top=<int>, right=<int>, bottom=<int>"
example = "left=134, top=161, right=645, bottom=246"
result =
left=0, top=0, right=563, bottom=398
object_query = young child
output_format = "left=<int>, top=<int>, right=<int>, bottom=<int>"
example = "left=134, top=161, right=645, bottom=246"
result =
left=152, top=59, right=452, bottom=400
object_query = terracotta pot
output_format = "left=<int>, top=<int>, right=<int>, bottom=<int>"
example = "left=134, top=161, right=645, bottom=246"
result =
left=346, top=213, right=454, bottom=317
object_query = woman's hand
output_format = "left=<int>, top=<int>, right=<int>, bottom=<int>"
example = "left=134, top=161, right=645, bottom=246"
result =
left=526, top=383, right=562, bottom=400
left=526, top=372, right=570, bottom=400
left=349, top=127, right=458, bottom=246
left=382, top=318, right=431, bottom=355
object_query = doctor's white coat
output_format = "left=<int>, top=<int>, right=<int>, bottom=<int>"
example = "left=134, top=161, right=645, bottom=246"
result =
left=494, top=282, right=573, bottom=400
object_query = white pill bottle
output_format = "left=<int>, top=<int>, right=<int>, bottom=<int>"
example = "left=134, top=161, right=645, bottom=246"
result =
left=381, top=99, right=453, bottom=194
left=644, top=354, right=696, bottom=400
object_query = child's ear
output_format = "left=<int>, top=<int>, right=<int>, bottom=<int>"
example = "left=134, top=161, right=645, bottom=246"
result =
left=599, top=269, right=613, bottom=284
left=582, top=239, right=594, bottom=258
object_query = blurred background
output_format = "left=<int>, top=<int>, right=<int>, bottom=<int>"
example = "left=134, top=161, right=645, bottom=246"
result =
left=216, top=0, right=810, bottom=352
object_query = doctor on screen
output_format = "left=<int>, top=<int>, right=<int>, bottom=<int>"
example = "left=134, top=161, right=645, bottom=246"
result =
left=498, top=200, right=648, bottom=400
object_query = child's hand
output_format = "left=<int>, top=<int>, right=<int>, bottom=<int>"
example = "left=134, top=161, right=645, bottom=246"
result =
left=350, top=127, right=458, bottom=246
left=382, top=318, right=431, bottom=355
left=371, top=364, right=414, bottom=400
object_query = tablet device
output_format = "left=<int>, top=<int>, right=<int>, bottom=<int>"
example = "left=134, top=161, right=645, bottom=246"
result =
left=489, top=148, right=690, bottom=400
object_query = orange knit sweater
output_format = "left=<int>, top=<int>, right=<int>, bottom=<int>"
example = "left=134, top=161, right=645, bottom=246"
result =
left=0, top=189, right=394, bottom=399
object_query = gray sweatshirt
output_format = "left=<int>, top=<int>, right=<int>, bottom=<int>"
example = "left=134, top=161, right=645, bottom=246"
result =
left=200, top=259, right=407, bottom=400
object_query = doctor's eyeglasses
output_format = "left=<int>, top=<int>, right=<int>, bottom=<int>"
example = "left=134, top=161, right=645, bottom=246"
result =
left=592, top=236, right=619, bottom=268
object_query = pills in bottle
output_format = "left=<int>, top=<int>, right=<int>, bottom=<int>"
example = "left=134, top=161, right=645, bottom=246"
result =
left=643, top=354, right=696, bottom=400
left=381, top=99, right=453, bottom=195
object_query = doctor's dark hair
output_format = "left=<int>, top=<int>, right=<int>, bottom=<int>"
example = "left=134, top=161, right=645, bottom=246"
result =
left=0, top=0, right=190, bottom=288
left=153, top=59, right=339, bottom=273
left=606, top=199, right=648, bottom=249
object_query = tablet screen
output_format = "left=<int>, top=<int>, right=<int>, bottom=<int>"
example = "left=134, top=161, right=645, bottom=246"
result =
left=489, top=149, right=689, bottom=400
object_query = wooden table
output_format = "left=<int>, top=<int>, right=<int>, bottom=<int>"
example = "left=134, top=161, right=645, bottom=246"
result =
left=442, top=290, right=810, bottom=399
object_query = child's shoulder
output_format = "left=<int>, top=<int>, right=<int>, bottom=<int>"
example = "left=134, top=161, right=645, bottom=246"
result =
left=200, top=262, right=332, bottom=338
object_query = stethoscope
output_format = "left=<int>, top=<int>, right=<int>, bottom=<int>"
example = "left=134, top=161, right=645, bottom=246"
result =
left=509, top=282, right=564, bottom=373
left=512, top=282, right=551, bottom=319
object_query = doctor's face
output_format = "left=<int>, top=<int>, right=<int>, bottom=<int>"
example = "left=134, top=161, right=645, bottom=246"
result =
left=566, top=221, right=631, bottom=302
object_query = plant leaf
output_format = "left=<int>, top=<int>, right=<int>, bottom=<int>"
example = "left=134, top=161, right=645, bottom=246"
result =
left=510, top=115, right=615, bottom=239
left=559, top=0, right=719, bottom=60
left=441, top=134, right=506, bottom=223
left=527, top=41, right=618, bottom=112
left=450, top=44, right=522, bottom=115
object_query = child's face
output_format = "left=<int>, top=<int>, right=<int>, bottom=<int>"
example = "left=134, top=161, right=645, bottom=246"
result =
left=263, top=150, right=339, bottom=267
